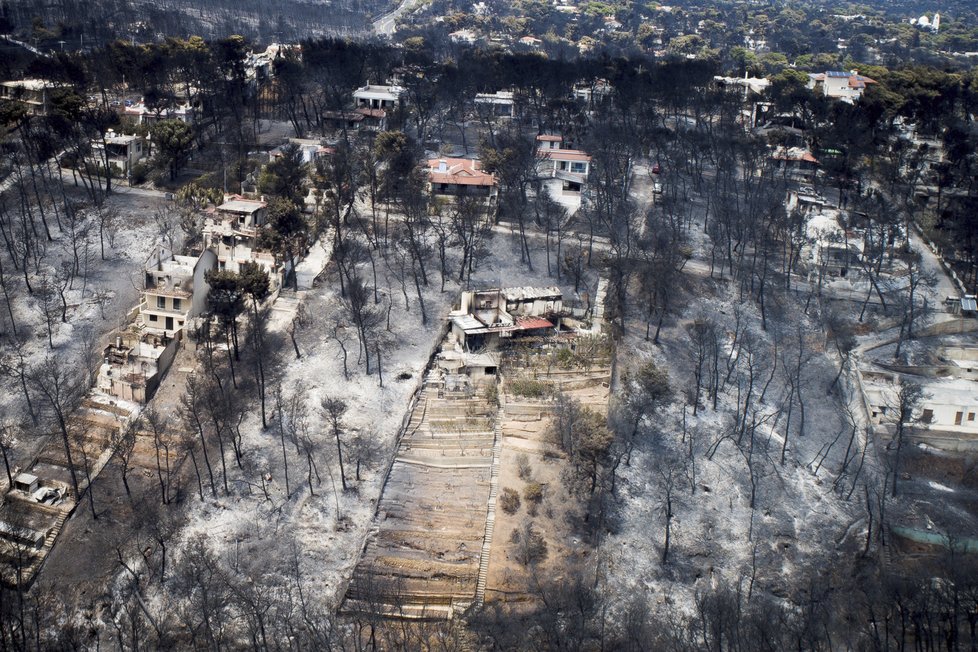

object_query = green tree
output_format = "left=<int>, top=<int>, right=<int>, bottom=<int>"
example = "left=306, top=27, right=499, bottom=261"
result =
left=151, top=119, right=194, bottom=181
left=205, top=270, right=246, bottom=386
left=240, top=262, right=271, bottom=428
left=260, top=197, right=308, bottom=291
left=259, top=142, right=306, bottom=206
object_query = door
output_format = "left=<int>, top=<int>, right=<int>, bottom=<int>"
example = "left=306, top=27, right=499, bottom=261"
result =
left=165, top=316, right=174, bottom=331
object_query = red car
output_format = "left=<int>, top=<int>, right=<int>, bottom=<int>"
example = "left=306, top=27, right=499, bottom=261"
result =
left=651, top=162, right=662, bottom=174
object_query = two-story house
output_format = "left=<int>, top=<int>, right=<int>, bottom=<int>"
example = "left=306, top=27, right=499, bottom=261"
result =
left=139, top=247, right=216, bottom=339
left=0, top=79, right=61, bottom=116
left=536, top=134, right=592, bottom=193
left=807, top=70, right=877, bottom=103
left=91, top=130, right=148, bottom=178
left=96, top=247, right=213, bottom=403
left=203, top=195, right=286, bottom=291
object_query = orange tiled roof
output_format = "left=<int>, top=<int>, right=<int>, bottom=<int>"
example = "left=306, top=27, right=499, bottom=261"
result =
left=538, top=148, right=592, bottom=162
left=427, top=158, right=497, bottom=186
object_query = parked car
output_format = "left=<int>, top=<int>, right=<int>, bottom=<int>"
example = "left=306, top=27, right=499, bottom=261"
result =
left=651, top=162, right=661, bottom=174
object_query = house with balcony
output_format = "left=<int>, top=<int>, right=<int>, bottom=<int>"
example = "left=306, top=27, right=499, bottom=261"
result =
left=122, top=102, right=196, bottom=125
left=203, top=195, right=286, bottom=291
left=139, top=247, right=216, bottom=339
left=536, top=135, right=592, bottom=193
left=0, top=79, right=61, bottom=116
left=95, top=247, right=213, bottom=402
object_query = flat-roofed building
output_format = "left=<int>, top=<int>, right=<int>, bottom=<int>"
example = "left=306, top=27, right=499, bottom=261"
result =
left=0, top=79, right=61, bottom=116
left=353, top=84, right=405, bottom=110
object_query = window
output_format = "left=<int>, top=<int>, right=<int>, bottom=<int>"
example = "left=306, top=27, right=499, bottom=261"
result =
left=149, top=314, right=158, bottom=322
left=969, top=413, right=976, bottom=422
left=921, top=409, right=934, bottom=423
left=173, top=298, right=182, bottom=311
left=955, top=411, right=963, bottom=426
left=156, top=296, right=165, bottom=309
left=571, top=162, right=587, bottom=174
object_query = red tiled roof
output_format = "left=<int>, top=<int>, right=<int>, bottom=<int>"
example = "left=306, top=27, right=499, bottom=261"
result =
left=427, top=158, right=497, bottom=186
left=517, top=316, right=554, bottom=330
left=772, top=147, right=818, bottom=164
left=848, top=75, right=876, bottom=88
left=538, top=148, right=592, bottom=162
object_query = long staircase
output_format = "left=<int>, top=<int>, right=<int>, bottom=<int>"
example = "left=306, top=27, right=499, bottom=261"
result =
left=475, top=394, right=504, bottom=605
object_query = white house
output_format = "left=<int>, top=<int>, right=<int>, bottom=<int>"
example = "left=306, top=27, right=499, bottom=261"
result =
left=203, top=195, right=286, bottom=291
left=123, top=102, right=196, bottom=125
left=97, top=246, right=214, bottom=402
left=573, top=79, right=613, bottom=107
left=917, top=381, right=978, bottom=434
left=0, top=79, right=61, bottom=116
left=536, top=135, right=592, bottom=193
left=807, top=70, right=877, bottom=103
left=139, top=247, right=217, bottom=339
left=474, top=91, right=515, bottom=119
left=450, top=29, right=479, bottom=44
left=91, top=129, right=148, bottom=177
left=353, top=84, right=405, bottom=110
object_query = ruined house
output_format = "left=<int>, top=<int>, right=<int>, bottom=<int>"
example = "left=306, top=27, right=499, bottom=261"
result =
left=449, top=287, right=561, bottom=350
left=96, top=247, right=214, bottom=403
left=203, top=195, right=286, bottom=292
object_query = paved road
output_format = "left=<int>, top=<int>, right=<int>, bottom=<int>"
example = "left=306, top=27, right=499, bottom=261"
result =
left=1, top=35, right=49, bottom=57
left=373, top=0, right=420, bottom=35
left=57, top=167, right=169, bottom=199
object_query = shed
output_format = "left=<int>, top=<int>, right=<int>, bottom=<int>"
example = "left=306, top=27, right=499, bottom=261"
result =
left=13, top=473, right=39, bottom=494
left=962, top=295, right=977, bottom=316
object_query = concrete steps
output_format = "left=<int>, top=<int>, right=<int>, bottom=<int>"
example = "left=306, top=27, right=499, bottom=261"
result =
left=475, top=397, right=504, bottom=605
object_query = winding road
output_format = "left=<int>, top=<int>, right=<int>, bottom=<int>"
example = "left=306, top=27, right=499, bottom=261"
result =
left=372, top=0, right=420, bottom=35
